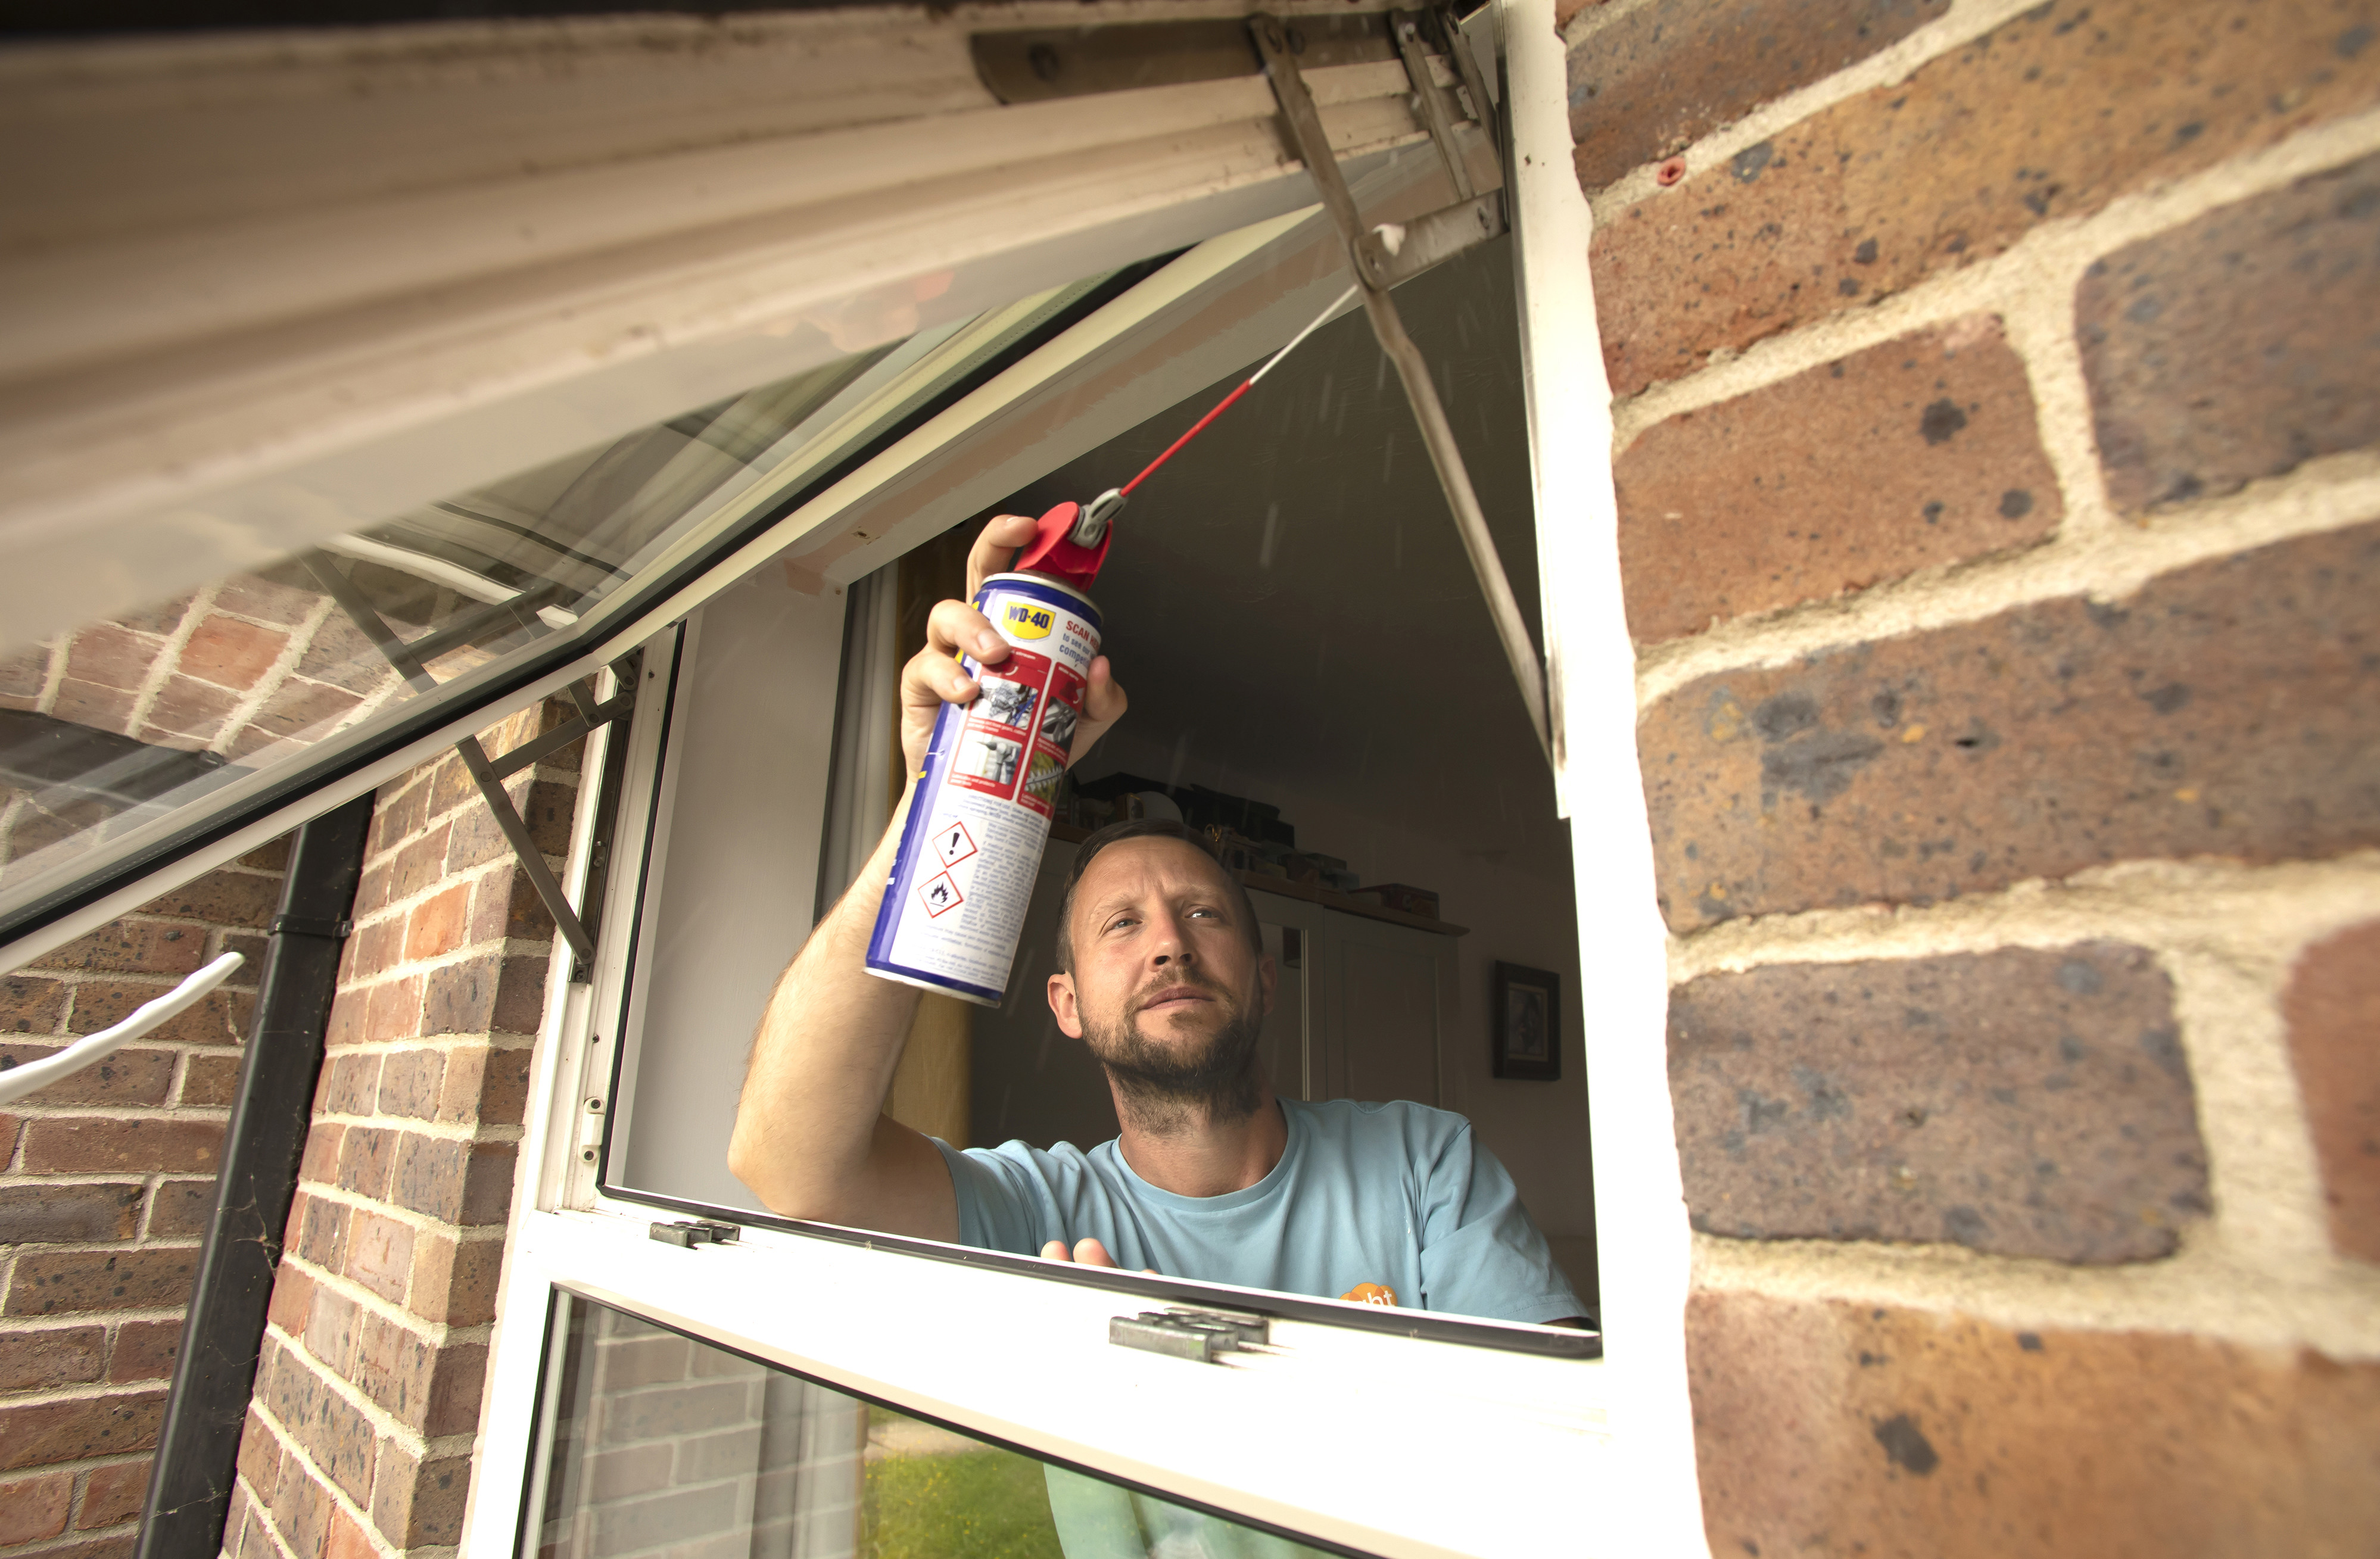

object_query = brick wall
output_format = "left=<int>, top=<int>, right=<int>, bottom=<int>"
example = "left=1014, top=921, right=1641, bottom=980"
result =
left=0, top=852, right=286, bottom=1559
left=1566, top=0, right=2380, bottom=1547
left=221, top=698, right=583, bottom=1559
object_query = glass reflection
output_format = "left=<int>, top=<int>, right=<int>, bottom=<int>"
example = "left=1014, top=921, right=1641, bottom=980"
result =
left=0, top=348, right=890, bottom=917
left=530, top=1299, right=1332, bottom=1559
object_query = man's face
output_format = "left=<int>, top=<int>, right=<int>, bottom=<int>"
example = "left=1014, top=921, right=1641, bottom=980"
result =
left=1047, top=838, right=1275, bottom=1085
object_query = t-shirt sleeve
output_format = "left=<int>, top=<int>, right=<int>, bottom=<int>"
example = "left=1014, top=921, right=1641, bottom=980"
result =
left=1414, top=1124, right=1587, bottom=1325
left=932, top=1137, right=1066, bottom=1255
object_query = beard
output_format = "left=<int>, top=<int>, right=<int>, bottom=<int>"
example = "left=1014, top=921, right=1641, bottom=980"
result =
left=1079, top=969, right=1265, bottom=1136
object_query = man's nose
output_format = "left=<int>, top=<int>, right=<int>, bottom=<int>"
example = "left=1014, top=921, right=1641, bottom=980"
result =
left=1147, top=909, right=1197, bottom=966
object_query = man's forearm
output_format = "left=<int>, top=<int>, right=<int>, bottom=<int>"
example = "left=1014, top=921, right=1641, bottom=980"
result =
left=727, top=785, right=954, bottom=1234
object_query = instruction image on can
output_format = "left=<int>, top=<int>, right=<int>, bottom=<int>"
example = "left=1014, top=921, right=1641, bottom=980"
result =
left=867, top=572, right=1101, bottom=1006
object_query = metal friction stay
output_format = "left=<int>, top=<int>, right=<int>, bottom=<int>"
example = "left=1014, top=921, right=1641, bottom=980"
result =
left=303, top=554, right=634, bottom=971
left=1249, top=9, right=1553, bottom=763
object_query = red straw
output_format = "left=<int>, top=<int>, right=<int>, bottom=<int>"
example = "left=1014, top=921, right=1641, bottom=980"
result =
left=1118, top=379, right=1252, bottom=496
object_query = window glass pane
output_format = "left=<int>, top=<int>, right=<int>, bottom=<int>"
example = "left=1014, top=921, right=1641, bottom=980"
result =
left=529, top=1297, right=1339, bottom=1559
left=0, top=269, right=1132, bottom=944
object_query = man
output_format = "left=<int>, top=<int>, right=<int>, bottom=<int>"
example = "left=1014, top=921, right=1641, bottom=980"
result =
left=730, top=514, right=1584, bottom=1327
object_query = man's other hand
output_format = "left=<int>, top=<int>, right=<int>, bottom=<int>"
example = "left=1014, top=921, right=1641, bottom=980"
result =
left=896, top=513, right=1127, bottom=776
left=1038, top=1237, right=1156, bottom=1275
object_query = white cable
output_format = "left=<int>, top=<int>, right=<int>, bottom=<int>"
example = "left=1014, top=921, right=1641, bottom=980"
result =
left=0, top=951, right=246, bottom=1106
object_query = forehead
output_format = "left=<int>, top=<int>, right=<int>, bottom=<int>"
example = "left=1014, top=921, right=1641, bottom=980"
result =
left=1072, top=837, right=1234, bottom=913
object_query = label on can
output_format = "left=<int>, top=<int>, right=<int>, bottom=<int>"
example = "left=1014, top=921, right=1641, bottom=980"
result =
left=866, top=573, right=1101, bottom=1006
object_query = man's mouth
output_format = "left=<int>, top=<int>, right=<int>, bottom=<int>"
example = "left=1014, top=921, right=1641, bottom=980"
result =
left=1135, top=983, right=1216, bottom=1015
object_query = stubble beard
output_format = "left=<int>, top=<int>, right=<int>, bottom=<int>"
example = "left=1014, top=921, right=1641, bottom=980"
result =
left=1081, top=972, right=1264, bottom=1137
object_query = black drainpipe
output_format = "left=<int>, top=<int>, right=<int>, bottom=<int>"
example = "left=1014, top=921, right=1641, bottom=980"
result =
left=137, top=792, right=376, bottom=1559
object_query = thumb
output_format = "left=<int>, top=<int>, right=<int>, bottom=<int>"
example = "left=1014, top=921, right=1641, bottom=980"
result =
left=1071, top=1237, right=1120, bottom=1268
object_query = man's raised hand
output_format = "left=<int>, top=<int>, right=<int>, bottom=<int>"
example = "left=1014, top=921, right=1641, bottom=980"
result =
left=1038, top=1237, right=1157, bottom=1276
left=895, top=513, right=1127, bottom=777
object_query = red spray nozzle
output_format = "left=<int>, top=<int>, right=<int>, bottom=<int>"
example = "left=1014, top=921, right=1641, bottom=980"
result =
left=1012, top=499, right=1113, bottom=592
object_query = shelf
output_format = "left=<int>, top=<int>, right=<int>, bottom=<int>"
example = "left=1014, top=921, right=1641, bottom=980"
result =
left=1045, top=822, right=1468, bottom=937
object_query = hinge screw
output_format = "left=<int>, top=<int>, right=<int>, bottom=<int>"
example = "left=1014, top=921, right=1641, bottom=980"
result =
left=579, top=1146, right=598, bottom=1164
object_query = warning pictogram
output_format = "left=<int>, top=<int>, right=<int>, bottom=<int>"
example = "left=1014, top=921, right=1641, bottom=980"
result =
left=918, top=872, right=965, bottom=918
left=933, top=819, right=978, bottom=868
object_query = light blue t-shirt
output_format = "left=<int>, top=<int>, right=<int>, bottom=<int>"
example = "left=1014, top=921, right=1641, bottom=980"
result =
left=933, top=1097, right=1582, bottom=1323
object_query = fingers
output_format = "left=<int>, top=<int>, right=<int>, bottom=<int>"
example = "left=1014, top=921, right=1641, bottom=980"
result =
left=897, top=601, right=1008, bottom=776
left=1039, top=1239, right=1071, bottom=1262
left=1072, top=1237, right=1118, bottom=1268
left=1064, top=656, right=1129, bottom=769
left=968, top=513, right=1042, bottom=600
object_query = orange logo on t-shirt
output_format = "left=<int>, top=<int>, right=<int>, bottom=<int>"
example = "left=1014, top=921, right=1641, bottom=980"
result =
left=1340, top=1283, right=1397, bottom=1307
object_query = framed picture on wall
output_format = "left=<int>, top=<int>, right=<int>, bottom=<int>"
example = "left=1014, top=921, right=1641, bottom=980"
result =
left=1491, top=962, right=1560, bottom=1081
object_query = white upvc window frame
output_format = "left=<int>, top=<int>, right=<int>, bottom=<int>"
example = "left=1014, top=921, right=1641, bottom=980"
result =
left=459, top=3, right=1705, bottom=1555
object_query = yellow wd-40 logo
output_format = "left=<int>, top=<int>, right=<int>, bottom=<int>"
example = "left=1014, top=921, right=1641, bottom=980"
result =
left=1002, top=601, right=1054, bottom=639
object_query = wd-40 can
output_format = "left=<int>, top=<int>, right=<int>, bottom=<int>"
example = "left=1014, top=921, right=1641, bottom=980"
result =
left=866, top=571, right=1101, bottom=1006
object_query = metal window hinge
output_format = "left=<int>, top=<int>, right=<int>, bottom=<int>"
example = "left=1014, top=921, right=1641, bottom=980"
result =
left=302, top=551, right=637, bottom=970
left=1110, top=1306, right=1272, bottom=1364
left=1249, top=12, right=1552, bottom=765
left=648, top=1220, right=742, bottom=1249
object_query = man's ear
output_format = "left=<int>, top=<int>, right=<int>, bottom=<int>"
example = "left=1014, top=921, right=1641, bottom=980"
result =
left=1047, top=969, right=1083, bottom=1039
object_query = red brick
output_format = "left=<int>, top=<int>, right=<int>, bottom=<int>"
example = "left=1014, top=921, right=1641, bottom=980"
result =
left=295, top=610, right=404, bottom=696
left=371, top=1443, right=469, bottom=1549
left=0, top=1112, right=18, bottom=1162
left=220, top=930, right=270, bottom=972
left=32, top=918, right=208, bottom=977
left=258, top=1345, right=375, bottom=1505
left=2082, top=151, right=2380, bottom=513
left=0, top=1471, right=73, bottom=1545
left=266, top=1265, right=314, bottom=1342
left=180, top=1051, right=245, bottom=1106
left=345, top=1209, right=415, bottom=1305
left=49, top=678, right=136, bottom=733
left=316, top=1053, right=381, bottom=1117
left=347, top=860, right=392, bottom=921
left=1688, top=1292, right=2380, bottom=1557
left=422, top=953, right=548, bottom=1039
left=239, top=678, right=363, bottom=750
left=303, top=1283, right=360, bottom=1379
left=0, top=1043, right=177, bottom=1106
left=409, top=1234, right=504, bottom=1327
left=438, top=1044, right=532, bottom=1128
left=66, top=981, right=251, bottom=1046
left=368, top=779, right=431, bottom=860
left=214, top=573, right=321, bottom=627
left=142, top=675, right=242, bottom=743
left=339, top=918, right=403, bottom=987
left=387, top=1135, right=517, bottom=1227
left=335, top=1125, right=396, bottom=1199
left=1619, top=315, right=2060, bottom=642
left=288, top=1193, right=350, bottom=1273
left=323, top=1507, right=375, bottom=1559
left=404, top=883, right=471, bottom=962
left=77, top=1460, right=152, bottom=1530
left=1568, top=0, right=1948, bottom=189
left=0, top=1326, right=105, bottom=1390
left=114, top=595, right=195, bottom=637
left=298, top=1121, right=345, bottom=1186
left=1592, top=0, right=2380, bottom=394
left=33, top=1536, right=138, bottom=1559
left=349, top=1312, right=444, bottom=1429
left=425, top=753, right=477, bottom=823
left=177, top=615, right=289, bottom=691
left=2284, top=919, right=2380, bottom=1263
left=1672, top=944, right=2205, bottom=1259
left=64, top=626, right=165, bottom=693
left=146, top=1178, right=219, bottom=1238
left=108, top=1319, right=183, bottom=1383
left=375, top=1048, right=446, bottom=1121
left=1640, top=521, right=2380, bottom=931
left=4, top=1248, right=200, bottom=1317
left=0, top=972, right=68, bottom=1032
left=0, top=1390, right=166, bottom=1471
left=238, top=837, right=291, bottom=872
left=270, top=1446, right=331, bottom=1559
left=19, top=1118, right=224, bottom=1174
left=468, top=868, right=556, bottom=946
left=135, top=866, right=279, bottom=930
left=363, top=974, right=425, bottom=1046
left=0, top=645, right=50, bottom=700
left=0, top=1181, right=144, bottom=1243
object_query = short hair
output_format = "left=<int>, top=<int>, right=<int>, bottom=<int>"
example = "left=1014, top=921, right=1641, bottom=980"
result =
left=1053, top=818, right=1266, bottom=973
